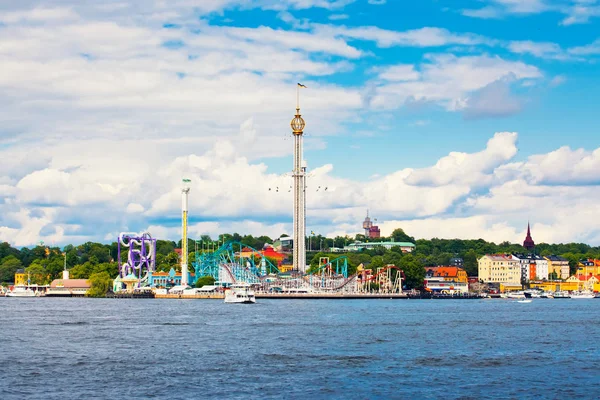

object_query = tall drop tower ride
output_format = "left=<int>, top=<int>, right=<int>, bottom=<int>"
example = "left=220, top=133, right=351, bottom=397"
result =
left=181, top=178, right=191, bottom=286
left=291, top=84, right=307, bottom=272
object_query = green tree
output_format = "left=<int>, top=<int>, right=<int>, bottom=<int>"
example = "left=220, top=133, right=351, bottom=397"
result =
left=195, top=275, right=216, bottom=288
left=45, top=258, right=65, bottom=281
left=25, top=260, right=49, bottom=284
left=87, top=272, right=111, bottom=297
left=370, top=255, right=384, bottom=271
left=463, top=249, right=479, bottom=276
left=391, top=228, right=415, bottom=243
left=157, top=251, right=179, bottom=272
left=399, top=254, right=425, bottom=289
left=0, top=255, right=22, bottom=283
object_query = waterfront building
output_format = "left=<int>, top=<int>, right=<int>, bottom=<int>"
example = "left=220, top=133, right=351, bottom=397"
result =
left=530, top=281, right=582, bottom=292
left=424, top=266, right=468, bottom=294
left=511, top=254, right=548, bottom=282
left=477, top=254, right=521, bottom=284
left=14, top=269, right=50, bottom=286
left=425, top=266, right=468, bottom=283
left=14, top=269, right=27, bottom=286
left=545, top=255, right=570, bottom=280
left=565, top=274, right=600, bottom=292
left=577, top=259, right=600, bottom=276
left=148, top=267, right=195, bottom=287
left=343, top=241, right=415, bottom=252
left=533, top=255, right=549, bottom=280
left=47, top=278, right=90, bottom=297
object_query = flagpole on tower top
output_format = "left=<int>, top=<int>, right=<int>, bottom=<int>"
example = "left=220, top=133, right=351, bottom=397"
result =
left=297, top=82, right=306, bottom=110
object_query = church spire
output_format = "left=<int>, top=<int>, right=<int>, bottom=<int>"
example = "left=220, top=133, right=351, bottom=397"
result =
left=523, top=221, right=535, bottom=251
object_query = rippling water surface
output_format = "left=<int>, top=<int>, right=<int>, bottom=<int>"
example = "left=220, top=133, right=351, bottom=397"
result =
left=1, top=298, right=599, bottom=399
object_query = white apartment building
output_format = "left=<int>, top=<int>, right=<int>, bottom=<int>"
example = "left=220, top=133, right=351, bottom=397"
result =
left=512, top=254, right=549, bottom=282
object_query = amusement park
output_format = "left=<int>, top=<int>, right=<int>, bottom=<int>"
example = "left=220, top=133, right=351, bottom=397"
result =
left=110, top=86, right=406, bottom=299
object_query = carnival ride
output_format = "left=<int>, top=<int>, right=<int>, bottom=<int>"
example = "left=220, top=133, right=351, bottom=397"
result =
left=356, top=264, right=404, bottom=293
left=116, top=232, right=156, bottom=289
left=191, top=243, right=402, bottom=294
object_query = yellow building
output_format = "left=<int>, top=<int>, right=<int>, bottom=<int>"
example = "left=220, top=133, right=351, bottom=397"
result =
left=577, top=259, right=600, bottom=276
left=530, top=281, right=580, bottom=292
left=565, top=274, right=600, bottom=292
left=545, top=255, right=570, bottom=280
left=478, top=254, right=521, bottom=284
left=14, top=270, right=27, bottom=286
left=278, top=264, right=294, bottom=273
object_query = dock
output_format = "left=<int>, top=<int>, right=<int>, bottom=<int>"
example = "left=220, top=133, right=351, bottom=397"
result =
left=151, top=292, right=408, bottom=300
left=154, top=293, right=224, bottom=299
left=255, top=293, right=408, bottom=299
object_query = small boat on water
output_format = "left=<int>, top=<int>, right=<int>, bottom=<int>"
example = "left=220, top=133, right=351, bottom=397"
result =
left=224, top=283, right=256, bottom=304
left=507, top=292, right=526, bottom=299
left=570, top=291, right=595, bottom=299
left=553, top=291, right=571, bottom=299
left=517, top=299, right=532, bottom=303
left=6, top=286, right=36, bottom=297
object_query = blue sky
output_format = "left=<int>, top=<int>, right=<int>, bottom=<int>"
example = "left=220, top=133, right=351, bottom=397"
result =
left=0, top=0, right=600, bottom=247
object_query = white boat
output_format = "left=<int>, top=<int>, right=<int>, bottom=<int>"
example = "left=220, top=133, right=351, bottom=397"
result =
left=517, top=299, right=532, bottom=303
left=224, top=283, right=256, bottom=304
left=507, top=292, right=526, bottom=299
left=6, top=286, right=36, bottom=297
left=570, top=291, right=595, bottom=299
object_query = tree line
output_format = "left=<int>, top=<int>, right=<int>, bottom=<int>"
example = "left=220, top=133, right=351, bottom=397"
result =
left=1, top=228, right=598, bottom=289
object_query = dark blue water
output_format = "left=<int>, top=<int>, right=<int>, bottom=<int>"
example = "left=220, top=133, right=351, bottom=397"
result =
left=1, top=298, right=599, bottom=399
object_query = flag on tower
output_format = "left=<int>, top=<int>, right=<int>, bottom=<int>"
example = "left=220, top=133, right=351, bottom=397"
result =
left=297, top=83, right=307, bottom=88
left=182, top=178, right=191, bottom=183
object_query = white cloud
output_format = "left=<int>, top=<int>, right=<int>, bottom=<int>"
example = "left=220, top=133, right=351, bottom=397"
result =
left=462, top=0, right=600, bottom=26
left=375, top=64, right=420, bottom=81
left=463, top=76, right=524, bottom=119
left=126, top=203, right=145, bottom=213
left=313, top=25, right=494, bottom=48
left=369, top=54, right=541, bottom=113
left=508, top=40, right=567, bottom=59
left=569, top=38, right=600, bottom=55
left=328, top=13, right=349, bottom=20
left=561, top=3, right=600, bottom=25
left=3, top=127, right=600, bottom=247
left=405, top=132, right=518, bottom=187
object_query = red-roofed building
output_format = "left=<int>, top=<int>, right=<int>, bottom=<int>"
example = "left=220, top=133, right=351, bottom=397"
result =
left=47, top=278, right=91, bottom=297
left=425, top=266, right=469, bottom=294
left=239, top=245, right=286, bottom=265
left=425, top=266, right=468, bottom=283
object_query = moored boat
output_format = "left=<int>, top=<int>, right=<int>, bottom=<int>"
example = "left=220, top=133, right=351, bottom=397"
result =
left=6, top=286, right=36, bottom=297
left=570, top=291, right=595, bottom=299
left=224, top=283, right=256, bottom=304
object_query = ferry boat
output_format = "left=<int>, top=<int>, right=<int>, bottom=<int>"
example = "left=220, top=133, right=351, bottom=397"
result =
left=6, top=285, right=36, bottom=297
left=224, top=283, right=256, bottom=304
left=553, top=291, right=571, bottom=299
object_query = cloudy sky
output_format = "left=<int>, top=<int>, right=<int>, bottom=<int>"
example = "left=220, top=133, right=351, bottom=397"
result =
left=1, top=0, right=600, bottom=247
